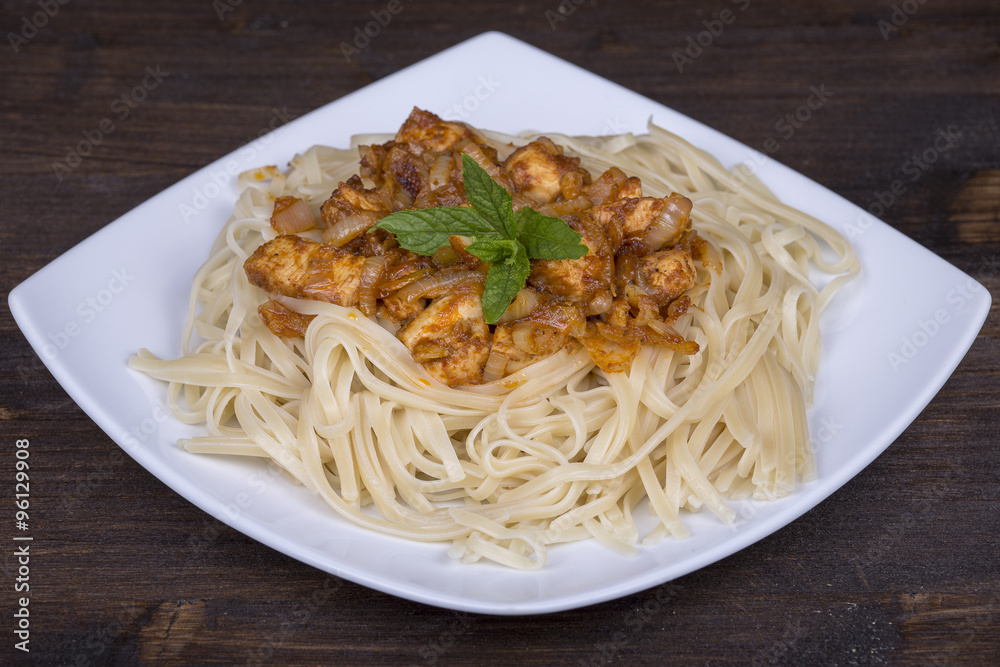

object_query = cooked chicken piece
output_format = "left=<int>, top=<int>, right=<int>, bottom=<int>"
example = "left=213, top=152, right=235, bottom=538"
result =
left=397, top=286, right=491, bottom=386
left=583, top=167, right=643, bottom=205
left=590, top=193, right=692, bottom=243
left=396, top=107, right=476, bottom=152
left=244, top=235, right=367, bottom=306
left=490, top=322, right=567, bottom=374
left=320, top=175, right=390, bottom=227
left=636, top=247, right=698, bottom=305
left=382, top=142, right=433, bottom=200
left=257, top=299, right=315, bottom=338
left=527, top=213, right=616, bottom=302
left=502, top=138, right=588, bottom=205
left=591, top=197, right=665, bottom=238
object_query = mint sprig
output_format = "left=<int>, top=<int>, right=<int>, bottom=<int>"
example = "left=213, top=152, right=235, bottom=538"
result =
left=374, top=154, right=588, bottom=323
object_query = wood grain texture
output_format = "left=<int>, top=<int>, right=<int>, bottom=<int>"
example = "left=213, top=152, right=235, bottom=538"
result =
left=1, top=0, right=997, bottom=664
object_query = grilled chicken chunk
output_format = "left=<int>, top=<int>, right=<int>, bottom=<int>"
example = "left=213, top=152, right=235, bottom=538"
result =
left=637, top=248, right=698, bottom=304
left=491, top=322, right=568, bottom=374
left=527, top=212, right=618, bottom=302
left=502, top=138, right=588, bottom=205
left=258, top=299, right=315, bottom=337
left=396, top=107, right=477, bottom=152
left=397, top=286, right=491, bottom=385
left=244, top=235, right=367, bottom=306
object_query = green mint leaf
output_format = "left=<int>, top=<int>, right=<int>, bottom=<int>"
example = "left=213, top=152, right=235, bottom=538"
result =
left=374, top=207, right=500, bottom=255
left=514, top=207, right=589, bottom=260
left=460, top=154, right=516, bottom=238
left=465, top=238, right=520, bottom=265
left=481, top=244, right=530, bottom=324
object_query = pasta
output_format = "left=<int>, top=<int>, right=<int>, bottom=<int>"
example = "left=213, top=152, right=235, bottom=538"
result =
left=130, top=117, right=859, bottom=569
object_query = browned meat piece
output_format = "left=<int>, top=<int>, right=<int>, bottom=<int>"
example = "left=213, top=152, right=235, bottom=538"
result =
left=320, top=175, right=390, bottom=227
left=491, top=322, right=568, bottom=374
left=636, top=248, right=698, bottom=305
left=397, top=286, right=490, bottom=386
left=591, top=197, right=665, bottom=238
left=257, top=299, right=315, bottom=338
left=502, top=138, right=587, bottom=205
left=527, top=213, right=617, bottom=302
left=396, top=107, right=475, bottom=152
left=590, top=193, right=692, bottom=244
left=582, top=167, right=642, bottom=205
left=244, top=235, right=367, bottom=306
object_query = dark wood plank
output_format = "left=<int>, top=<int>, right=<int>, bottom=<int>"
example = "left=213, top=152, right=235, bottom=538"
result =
left=1, top=0, right=997, bottom=664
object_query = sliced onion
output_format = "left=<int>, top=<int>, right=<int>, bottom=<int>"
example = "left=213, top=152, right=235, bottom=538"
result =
left=394, top=269, right=481, bottom=302
left=482, top=348, right=509, bottom=382
left=511, top=322, right=562, bottom=355
left=646, top=320, right=700, bottom=355
left=584, top=167, right=627, bottom=205
left=271, top=197, right=316, bottom=233
left=496, top=289, right=540, bottom=323
left=377, top=267, right=433, bottom=297
left=322, top=212, right=378, bottom=247
left=537, top=196, right=591, bottom=218
left=640, top=194, right=692, bottom=251
left=428, top=153, right=454, bottom=190
left=692, top=233, right=723, bottom=273
left=457, top=139, right=509, bottom=188
left=356, top=255, right=388, bottom=317
left=586, top=289, right=613, bottom=316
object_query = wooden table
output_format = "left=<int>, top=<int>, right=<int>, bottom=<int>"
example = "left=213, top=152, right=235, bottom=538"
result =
left=2, top=1, right=997, bottom=664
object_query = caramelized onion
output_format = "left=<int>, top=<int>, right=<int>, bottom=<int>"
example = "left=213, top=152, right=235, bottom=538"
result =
left=322, top=212, right=378, bottom=247
left=496, top=289, right=541, bottom=324
left=692, top=233, right=723, bottom=273
left=586, top=289, right=614, bottom=316
left=428, top=153, right=454, bottom=190
left=511, top=322, right=563, bottom=355
left=640, top=194, right=692, bottom=251
left=457, top=139, right=507, bottom=185
left=357, top=255, right=388, bottom=317
left=271, top=197, right=316, bottom=233
left=394, top=270, right=481, bottom=302
left=482, top=349, right=509, bottom=382
left=646, top=320, right=700, bottom=354
left=377, top=267, right=433, bottom=297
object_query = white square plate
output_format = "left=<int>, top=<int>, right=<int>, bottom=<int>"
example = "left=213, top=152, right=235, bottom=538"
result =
left=9, top=32, right=990, bottom=614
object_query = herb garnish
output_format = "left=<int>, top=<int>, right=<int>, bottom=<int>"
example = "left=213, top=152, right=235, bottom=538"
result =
left=374, top=154, right=588, bottom=323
